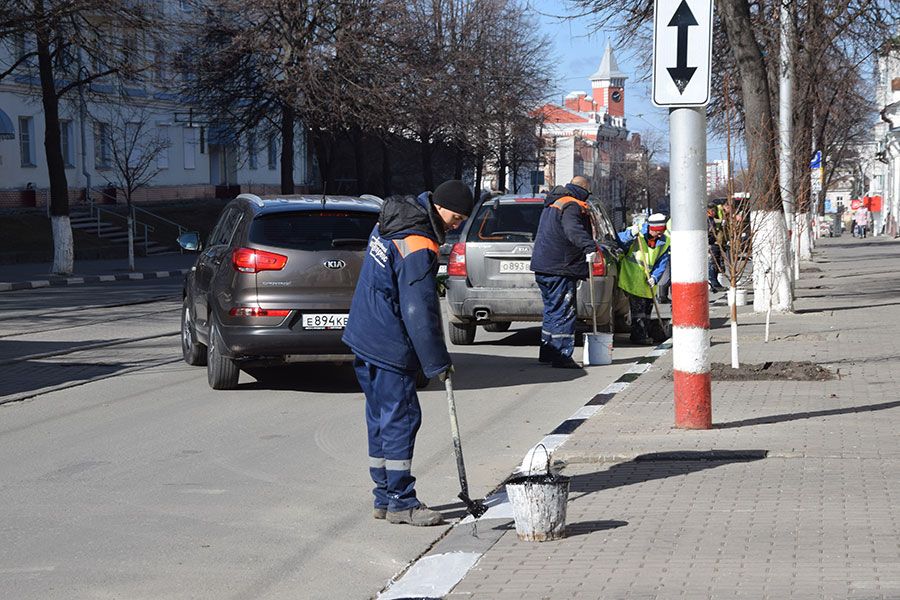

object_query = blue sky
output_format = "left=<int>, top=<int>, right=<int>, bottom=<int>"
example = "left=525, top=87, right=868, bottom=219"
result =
left=530, top=0, right=729, bottom=163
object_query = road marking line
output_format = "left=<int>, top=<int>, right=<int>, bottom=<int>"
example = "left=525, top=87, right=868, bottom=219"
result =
left=378, top=552, right=481, bottom=600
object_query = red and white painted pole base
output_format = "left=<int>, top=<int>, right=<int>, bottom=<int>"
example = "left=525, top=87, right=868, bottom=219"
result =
left=669, top=106, right=712, bottom=429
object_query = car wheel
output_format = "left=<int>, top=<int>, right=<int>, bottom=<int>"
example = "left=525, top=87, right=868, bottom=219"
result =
left=207, top=320, right=240, bottom=390
left=449, top=322, right=476, bottom=345
left=181, top=298, right=207, bottom=366
left=483, top=322, right=511, bottom=333
left=415, top=370, right=430, bottom=389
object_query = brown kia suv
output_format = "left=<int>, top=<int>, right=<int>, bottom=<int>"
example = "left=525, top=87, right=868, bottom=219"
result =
left=177, top=194, right=381, bottom=389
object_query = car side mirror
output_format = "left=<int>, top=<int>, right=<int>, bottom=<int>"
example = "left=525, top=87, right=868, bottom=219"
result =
left=177, top=231, right=201, bottom=252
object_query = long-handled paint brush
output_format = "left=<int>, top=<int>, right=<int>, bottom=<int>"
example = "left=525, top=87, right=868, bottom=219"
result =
left=444, top=374, right=488, bottom=518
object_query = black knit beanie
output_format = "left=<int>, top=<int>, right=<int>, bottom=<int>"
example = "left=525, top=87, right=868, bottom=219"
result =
left=432, top=180, right=475, bottom=216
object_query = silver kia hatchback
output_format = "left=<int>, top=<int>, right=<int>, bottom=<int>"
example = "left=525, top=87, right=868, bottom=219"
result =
left=177, top=194, right=381, bottom=389
left=444, top=194, right=630, bottom=345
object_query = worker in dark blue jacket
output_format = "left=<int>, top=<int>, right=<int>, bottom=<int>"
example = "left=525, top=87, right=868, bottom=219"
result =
left=343, top=180, right=473, bottom=527
left=530, top=176, right=597, bottom=369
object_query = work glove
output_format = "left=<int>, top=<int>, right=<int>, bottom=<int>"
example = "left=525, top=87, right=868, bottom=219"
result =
left=438, top=365, right=454, bottom=382
left=585, top=251, right=597, bottom=264
left=647, top=276, right=656, bottom=287
left=628, top=224, right=640, bottom=235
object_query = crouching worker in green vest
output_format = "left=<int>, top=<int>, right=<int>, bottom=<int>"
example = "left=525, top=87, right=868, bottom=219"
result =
left=616, top=213, right=671, bottom=345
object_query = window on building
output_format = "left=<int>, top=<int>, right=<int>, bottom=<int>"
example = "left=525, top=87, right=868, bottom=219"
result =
left=248, top=131, right=257, bottom=170
left=94, top=121, right=111, bottom=169
left=157, top=125, right=170, bottom=169
left=267, top=134, right=277, bottom=170
left=183, top=127, right=197, bottom=170
left=19, top=117, right=35, bottom=167
left=13, top=33, right=26, bottom=61
left=153, top=42, right=166, bottom=83
left=126, top=122, right=142, bottom=167
left=60, top=120, right=75, bottom=168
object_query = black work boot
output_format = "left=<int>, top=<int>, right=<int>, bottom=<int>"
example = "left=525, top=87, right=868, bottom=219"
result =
left=552, top=355, right=581, bottom=369
left=538, top=344, right=554, bottom=364
left=387, top=504, right=445, bottom=526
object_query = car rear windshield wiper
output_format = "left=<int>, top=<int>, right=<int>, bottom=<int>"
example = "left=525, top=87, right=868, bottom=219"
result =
left=491, top=231, right=534, bottom=241
left=332, top=238, right=369, bottom=248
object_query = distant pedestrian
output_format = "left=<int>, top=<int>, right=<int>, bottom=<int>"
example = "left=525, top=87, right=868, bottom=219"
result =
left=855, top=206, right=869, bottom=238
left=530, top=175, right=597, bottom=369
left=708, top=204, right=725, bottom=292
left=617, top=213, right=671, bottom=345
left=343, top=180, right=474, bottom=527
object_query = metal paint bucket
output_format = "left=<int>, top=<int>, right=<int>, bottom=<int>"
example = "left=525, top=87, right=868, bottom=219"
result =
left=506, top=445, right=569, bottom=541
left=583, top=332, right=613, bottom=366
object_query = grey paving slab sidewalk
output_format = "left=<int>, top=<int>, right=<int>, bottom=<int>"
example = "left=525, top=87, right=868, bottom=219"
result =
left=0, top=254, right=195, bottom=291
left=446, top=237, right=900, bottom=600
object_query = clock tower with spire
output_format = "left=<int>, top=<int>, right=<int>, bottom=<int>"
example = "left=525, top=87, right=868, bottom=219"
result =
left=591, top=43, right=628, bottom=118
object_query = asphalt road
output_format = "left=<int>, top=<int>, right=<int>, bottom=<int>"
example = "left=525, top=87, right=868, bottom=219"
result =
left=0, top=280, right=653, bottom=599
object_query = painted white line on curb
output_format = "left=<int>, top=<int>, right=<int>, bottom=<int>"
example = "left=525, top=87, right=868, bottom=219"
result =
left=601, top=381, right=629, bottom=395
left=66, top=277, right=84, bottom=284
left=99, top=275, right=116, bottom=282
left=0, top=283, right=11, bottom=292
left=569, top=405, right=602, bottom=421
left=626, top=363, right=651, bottom=375
left=31, top=280, right=50, bottom=288
left=378, top=552, right=482, bottom=600
left=155, top=271, right=169, bottom=277
left=127, top=273, right=143, bottom=280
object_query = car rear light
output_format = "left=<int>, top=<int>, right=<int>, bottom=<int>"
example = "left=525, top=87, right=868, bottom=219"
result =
left=232, top=248, right=288, bottom=273
left=591, top=247, right=606, bottom=277
left=447, top=243, right=467, bottom=277
left=229, top=307, right=291, bottom=317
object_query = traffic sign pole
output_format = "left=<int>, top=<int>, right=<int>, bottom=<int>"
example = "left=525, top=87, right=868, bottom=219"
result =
left=653, top=0, right=713, bottom=428
left=669, top=106, right=711, bottom=429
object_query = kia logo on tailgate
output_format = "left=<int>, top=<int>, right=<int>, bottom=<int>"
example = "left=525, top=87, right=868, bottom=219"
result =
left=323, top=259, right=346, bottom=270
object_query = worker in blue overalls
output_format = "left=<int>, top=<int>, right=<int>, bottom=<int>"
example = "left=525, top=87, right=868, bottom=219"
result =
left=530, top=175, right=598, bottom=369
left=343, top=180, right=474, bottom=527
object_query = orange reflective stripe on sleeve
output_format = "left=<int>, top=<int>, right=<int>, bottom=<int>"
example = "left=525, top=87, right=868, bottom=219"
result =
left=393, top=234, right=439, bottom=258
left=550, top=196, right=589, bottom=212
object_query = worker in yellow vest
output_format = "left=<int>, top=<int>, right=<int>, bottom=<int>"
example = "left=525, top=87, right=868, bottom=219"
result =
left=616, top=213, right=671, bottom=345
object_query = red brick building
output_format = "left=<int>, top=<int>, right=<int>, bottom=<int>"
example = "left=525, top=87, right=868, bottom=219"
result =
left=536, top=44, right=632, bottom=228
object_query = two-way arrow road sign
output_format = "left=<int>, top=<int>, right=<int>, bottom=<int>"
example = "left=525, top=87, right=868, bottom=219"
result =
left=652, top=0, right=714, bottom=106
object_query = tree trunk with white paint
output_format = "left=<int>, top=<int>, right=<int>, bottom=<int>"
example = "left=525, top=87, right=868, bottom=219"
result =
left=127, top=211, right=135, bottom=272
left=752, top=210, right=793, bottom=313
left=51, top=215, right=74, bottom=275
left=730, top=288, right=740, bottom=368
left=797, top=212, right=812, bottom=260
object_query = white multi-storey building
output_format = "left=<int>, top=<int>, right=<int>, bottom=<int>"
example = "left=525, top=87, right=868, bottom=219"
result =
left=706, top=159, right=729, bottom=195
left=873, top=35, right=900, bottom=237
left=0, top=1, right=307, bottom=209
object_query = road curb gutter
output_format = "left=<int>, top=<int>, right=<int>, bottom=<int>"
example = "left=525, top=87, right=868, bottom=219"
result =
left=0, top=269, right=190, bottom=292
left=376, top=340, right=674, bottom=600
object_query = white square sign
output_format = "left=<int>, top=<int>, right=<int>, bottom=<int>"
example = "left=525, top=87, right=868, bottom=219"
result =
left=652, top=0, right=714, bottom=107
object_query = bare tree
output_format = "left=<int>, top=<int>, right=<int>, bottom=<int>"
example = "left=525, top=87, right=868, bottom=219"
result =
left=0, top=0, right=161, bottom=274
left=96, top=109, right=169, bottom=271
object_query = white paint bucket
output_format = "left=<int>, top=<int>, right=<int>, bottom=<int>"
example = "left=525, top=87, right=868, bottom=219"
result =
left=506, top=447, right=569, bottom=541
left=583, top=332, right=613, bottom=366
left=727, top=288, right=748, bottom=307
